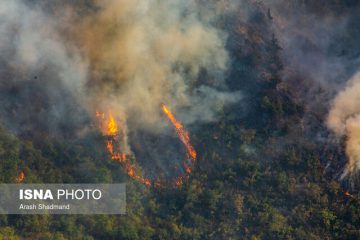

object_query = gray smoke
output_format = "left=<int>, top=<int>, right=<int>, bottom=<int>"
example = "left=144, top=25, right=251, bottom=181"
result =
left=264, top=1, right=360, bottom=178
left=0, top=1, right=89, bottom=136
left=0, top=0, right=242, bottom=138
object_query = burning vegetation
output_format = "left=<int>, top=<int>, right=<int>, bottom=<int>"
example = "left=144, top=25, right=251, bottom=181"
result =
left=15, top=170, right=25, bottom=183
left=161, top=104, right=197, bottom=186
left=96, top=104, right=196, bottom=188
left=0, top=0, right=360, bottom=239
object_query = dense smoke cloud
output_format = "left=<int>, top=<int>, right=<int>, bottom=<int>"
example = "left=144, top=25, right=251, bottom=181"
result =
left=2, top=0, right=360, bottom=181
left=0, top=1, right=88, bottom=136
left=0, top=0, right=243, bottom=178
left=327, top=72, right=360, bottom=178
left=0, top=0, right=241, bottom=137
left=76, top=0, right=241, bottom=132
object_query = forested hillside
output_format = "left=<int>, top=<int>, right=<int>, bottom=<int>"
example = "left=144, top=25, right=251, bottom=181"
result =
left=0, top=1, right=359, bottom=239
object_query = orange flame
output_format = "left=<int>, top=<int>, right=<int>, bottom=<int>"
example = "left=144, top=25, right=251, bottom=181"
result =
left=107, top=114, right=118, bottom=135
left=162, top=104, right=197, bottom=164
left=161, top=104, right=197, bottom=187
left=344, top=191, right=355, bottom=199
left=96, top=105, right=197, bottom=188
left=15, top=171, right=25, bottom=183
left=97, top=111, right=153, bottom=187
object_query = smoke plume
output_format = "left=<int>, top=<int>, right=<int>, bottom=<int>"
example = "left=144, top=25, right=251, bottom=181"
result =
left=0, top=1, right=88, bottom=137
left=0, top=0, right=241, bottom=137
left=75, top=0, right=240, bottom=132
left=327, top=72, right=360, bottom=178
left=260, top=1, right=360, bottom=178
left=0, top=0, right=243, bottom=178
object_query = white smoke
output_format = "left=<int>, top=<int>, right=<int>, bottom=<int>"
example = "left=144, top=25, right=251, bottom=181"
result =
left=327, top=72, right=360, bottom=178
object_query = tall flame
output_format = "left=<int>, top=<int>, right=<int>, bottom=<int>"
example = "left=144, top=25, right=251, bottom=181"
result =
left=96, top=111, right=152, bottom=187
left=107, top=114, right=118, bottom=135
left=162, top=104, right=197, bottom=186
left=162, top=104, right=197, bottom=162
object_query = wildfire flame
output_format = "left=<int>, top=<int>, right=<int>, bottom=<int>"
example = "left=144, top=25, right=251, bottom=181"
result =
left=96, top=111, right=152, bottom=187
left=107, top=114, right=118, bottom=136
left=162, top=104, right=197, bottom=160
left=15, top=170, right=25, bottom=183
left=96, top=104, right=197, bottom=188
left=161, top=104, right=197, bottom=186
left=344, top=191, right=356, bottom=199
